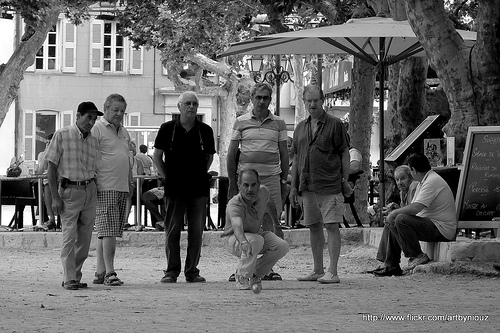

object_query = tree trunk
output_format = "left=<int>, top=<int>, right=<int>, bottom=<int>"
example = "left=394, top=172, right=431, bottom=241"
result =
left=184, top=53, right=253, bottom=176
left=0, top=7, right=61, bottom=128
left=348, top=58, right=376, bottom=225
left=397, top=57, right=428, bottom=139
left=406, top=0, right=500, bottom=159
left=292, top=54, right=306, bottom=125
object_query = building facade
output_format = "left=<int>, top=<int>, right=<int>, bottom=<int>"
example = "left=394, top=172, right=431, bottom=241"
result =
left=1, top=7, right=219, bottom=174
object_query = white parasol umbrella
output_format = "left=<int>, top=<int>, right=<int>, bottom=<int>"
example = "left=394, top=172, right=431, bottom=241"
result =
left=221, top=16, right=476, bottom=208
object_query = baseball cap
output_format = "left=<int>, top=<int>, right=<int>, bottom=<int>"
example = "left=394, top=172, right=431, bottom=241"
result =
left=77, top=101, right=104, bottom=116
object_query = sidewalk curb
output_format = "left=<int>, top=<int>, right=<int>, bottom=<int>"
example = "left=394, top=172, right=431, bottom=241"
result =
left=1, top=228, right=499, bottom=266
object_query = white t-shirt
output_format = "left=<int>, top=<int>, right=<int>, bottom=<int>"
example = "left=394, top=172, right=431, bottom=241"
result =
left=412, top=170, right=457, bottom=240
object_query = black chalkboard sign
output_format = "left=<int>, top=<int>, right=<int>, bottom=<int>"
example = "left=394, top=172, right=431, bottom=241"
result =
left=455, top=126, right=500, bottom=228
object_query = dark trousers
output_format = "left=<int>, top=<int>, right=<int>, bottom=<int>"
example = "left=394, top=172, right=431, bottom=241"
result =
left=164, top=195, right=207, bottom=279
left=383, top=214, right=449, bottom=266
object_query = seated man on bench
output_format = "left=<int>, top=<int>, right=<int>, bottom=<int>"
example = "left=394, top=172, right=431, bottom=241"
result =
left=373, top=153, right=457, bottom=277
left=367, top=165, right=418, bottom=275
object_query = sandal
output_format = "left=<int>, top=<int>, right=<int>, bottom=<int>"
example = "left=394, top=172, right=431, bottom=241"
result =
left=262, top=271, right=282, bottom=281
left=93, top=272, right=105, bottom=284
left=104, top=272, right=123, bottom=286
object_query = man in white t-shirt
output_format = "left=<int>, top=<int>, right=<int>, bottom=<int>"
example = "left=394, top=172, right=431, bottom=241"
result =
left=374, top=153, right=457, bottom=276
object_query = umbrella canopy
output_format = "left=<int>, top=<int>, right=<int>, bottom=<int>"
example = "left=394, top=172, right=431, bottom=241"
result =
left=220, top=16, right=476, bottom=211
left=221, top=16, right=476, bottom=65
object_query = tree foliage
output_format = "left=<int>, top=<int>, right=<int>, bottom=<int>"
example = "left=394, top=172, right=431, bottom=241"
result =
left=117, top=0, right=258, bottom=68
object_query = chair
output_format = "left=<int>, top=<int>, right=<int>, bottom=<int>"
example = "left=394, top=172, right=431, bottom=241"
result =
left=216, top=177, right=229, bottom=229
left=1, top=178, right=37, bottom=230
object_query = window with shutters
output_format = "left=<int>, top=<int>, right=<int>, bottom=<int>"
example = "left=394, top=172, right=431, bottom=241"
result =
left=90, top=19, right=143, bottom=74
left=103, top=22, right=124, bottom=72
left=26, top=19, right=76, bottom=73
left=126, top=112, right=141, bottom=126
left=23, top=110, right=73, bottom=162
left=35, top=25, right=57, bottom=70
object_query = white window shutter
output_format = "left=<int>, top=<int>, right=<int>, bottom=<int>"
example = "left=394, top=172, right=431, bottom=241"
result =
left=62, top=20, right=77, bottom=73
left=23, top=109, right=35, bottom=160
left=62, top=110, right=74, bottom=127
left=129, top=46, right=143, bottom=75
left=127, top=112, right=141, bottom=126
left=22, top=20, right=35, bottom=72
left=89, top=20, right=103, bottom=73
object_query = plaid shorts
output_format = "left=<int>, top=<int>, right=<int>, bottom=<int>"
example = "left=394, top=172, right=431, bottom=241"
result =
left=95, top=191, right=128, bottom=238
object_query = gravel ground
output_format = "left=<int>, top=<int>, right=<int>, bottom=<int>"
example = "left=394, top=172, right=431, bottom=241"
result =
left=0, top=239, right=498, bottom=333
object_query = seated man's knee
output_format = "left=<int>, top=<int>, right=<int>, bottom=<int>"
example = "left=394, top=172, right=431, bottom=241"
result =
left=394, top=213, right=410, bottom=227
left=309, top=222, right=323, bottom=231
left=324, top=223, right=340, bottom=232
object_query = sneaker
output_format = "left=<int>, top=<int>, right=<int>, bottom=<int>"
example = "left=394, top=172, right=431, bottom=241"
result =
left=236, top=275, right=251, bottom=290
left=262, top=271, right=282, bottom=281
left=62, top=280, right=79, bottom=290
left=92, top=272, right=105, bottom=284
left=317, top=272, right=340, bottom=284
left=160, top=270, right=177, bottom=283
left=297, top=272, right=325, bottom=281
left=103, top=272, right=123, bottom=286
left=405, top=253, right=430, bottom=270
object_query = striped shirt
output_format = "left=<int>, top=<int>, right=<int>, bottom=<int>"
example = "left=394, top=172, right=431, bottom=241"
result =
left=44, top=124, right=100, bottom=181
left=91, top=118, right=131, bottom=192
left=231, top=111, right=288, bottom=176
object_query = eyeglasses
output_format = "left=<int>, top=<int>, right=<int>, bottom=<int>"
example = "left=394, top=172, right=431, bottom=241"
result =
left=183, top=102, right=199, bottom=107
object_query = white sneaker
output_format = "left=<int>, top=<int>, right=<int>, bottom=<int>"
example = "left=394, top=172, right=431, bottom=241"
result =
left=236, top=275, right=251, bottom=290
left=405, top=253, right=430, bottom=270
left=297, top=272, right=325, bottom=281
left=317, top=272, right=340, bottom=284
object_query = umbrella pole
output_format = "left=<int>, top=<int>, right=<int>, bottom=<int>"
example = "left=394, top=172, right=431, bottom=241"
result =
left=275, top=54, right=281, bottom=116
left=378, top=38, right=386, bottom=227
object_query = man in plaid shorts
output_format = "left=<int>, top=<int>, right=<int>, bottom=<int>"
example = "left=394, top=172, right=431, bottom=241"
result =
left=91, top=93, right=133, bottom=286
left=45, top=101, right=102, bottom=290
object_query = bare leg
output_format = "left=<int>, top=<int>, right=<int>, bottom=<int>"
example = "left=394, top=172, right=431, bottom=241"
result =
left=43, top=185, right=55, bottom=223
left=325, top=223, right=341, bottom=276
left=309, top=222, right=325, bottom=274
left=96, top=238, right=105, bottom=274
left=102, top=236, right=117, bottom=273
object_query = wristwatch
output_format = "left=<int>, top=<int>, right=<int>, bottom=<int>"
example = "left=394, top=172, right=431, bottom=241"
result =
left=281, top=179, right=287, bottom=185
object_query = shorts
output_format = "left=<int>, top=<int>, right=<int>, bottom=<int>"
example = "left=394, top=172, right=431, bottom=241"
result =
left=302, top=191, right=345, bottom=226
left=95, top=191, right=128, bottom=238
left=149, top=186, right=164, bottom=200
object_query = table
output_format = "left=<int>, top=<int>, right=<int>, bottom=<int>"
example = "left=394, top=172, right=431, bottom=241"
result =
left=0, top=175, right=44, bottom=228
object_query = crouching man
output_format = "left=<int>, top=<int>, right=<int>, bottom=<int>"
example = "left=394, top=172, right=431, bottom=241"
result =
left=221, top=169, right=289, bottom=291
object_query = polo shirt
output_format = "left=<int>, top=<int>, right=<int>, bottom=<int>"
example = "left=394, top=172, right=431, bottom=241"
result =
left=222, top=185, right=270, bottom=236
left=91, top=118, right=131, bottom=192
left=45, top=124, right=100, bottom=182
left=293, top=111, right=349, bottom=195
left=231, top=110, right=288, bottom=177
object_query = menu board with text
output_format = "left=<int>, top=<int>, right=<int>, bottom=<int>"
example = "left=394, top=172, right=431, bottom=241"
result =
left=456, top=126, right=500, bottom=227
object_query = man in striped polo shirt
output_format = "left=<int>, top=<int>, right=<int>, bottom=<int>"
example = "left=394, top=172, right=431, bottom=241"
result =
left=227, top=83, right=289, bottom=281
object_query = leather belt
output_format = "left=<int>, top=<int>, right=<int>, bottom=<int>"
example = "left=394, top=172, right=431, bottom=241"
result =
left=67, top=179, right=94, bottom=186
